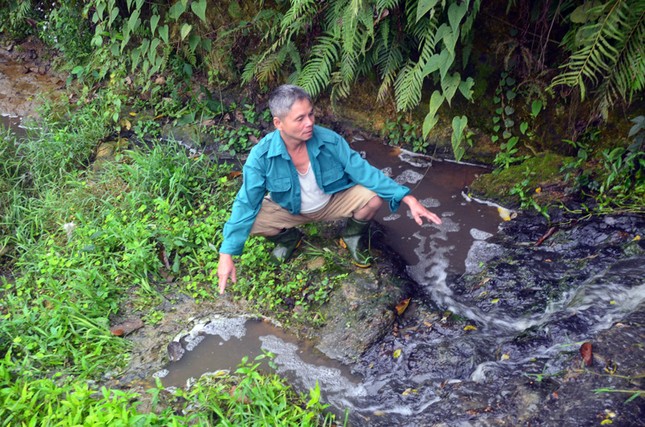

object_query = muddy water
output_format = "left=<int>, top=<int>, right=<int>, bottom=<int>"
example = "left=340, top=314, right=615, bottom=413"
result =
left=157, top=138, right=644, bottom=426
left=156, top=139, right=517, bottom=416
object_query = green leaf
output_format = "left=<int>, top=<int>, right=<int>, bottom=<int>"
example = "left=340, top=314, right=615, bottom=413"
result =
left=492, top=116, right=500, bottom=124
left=228, top=1, right=242, bottom=19
left=504, top=105, right=515, bottom=115
left=189, top=33, right=200, bottom=52
left=491, top=135, right=499, bottom=143
left=448, top=1, right=467, bottom=34
left=417, top=0, right=440, bottom=23
left=458, top=77, right=475, bottom=100
left=531, top=100, right=543, bottom=117
left=180, top=23, right=192, bottom=40
left=127, top=9, right=141, bottom=32
left=191, top=0, right=207, bottom=22
left=158, top=25, right=169, bottom=44
left=451, top=116, right=468, bottom=162
left=520, top=122, right=529, bottom=135
left=506, top=90, right=516, bottom=100
left=421, top=54, right=442, bottom=77
left=442, top=72, right=461, bottom=106
left=168, top=1, right=186, bottom=21
left=423, top=91, right=444, bottom=137
left=150, top=14, right=160, bottom=36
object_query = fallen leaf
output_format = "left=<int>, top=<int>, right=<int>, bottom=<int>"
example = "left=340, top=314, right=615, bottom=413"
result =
left=501, top=353, right=510, bottom=360
left=401, top=388, right=416, bottom=396
left=395, top=297, right=411, bottom=316
left=491, top=298, right=500, bottom=304
left=633, top=235, right=641, bottom=241
left=128, top=111, right=137, bottom=117
left=552, top=391, right=559, bottom=399
left=423, top=321, right=433, bottom=328
left=463, top=325, right=477, bottom=331
left=580, top=342, right=593, bottom=366
left=535, top=187, right=541, bottom=193
left=227, top=171, right=242, bottom=179
left=393, top=349, right=402, bottom=359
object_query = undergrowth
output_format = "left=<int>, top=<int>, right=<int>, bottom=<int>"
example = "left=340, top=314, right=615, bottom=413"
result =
left=0, top=97, right=345, bottom=425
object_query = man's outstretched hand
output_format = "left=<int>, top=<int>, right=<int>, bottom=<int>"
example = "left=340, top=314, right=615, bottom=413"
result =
left=217, top=253, right=236, bottom=294
left=403, top=195, right=442, bottom=226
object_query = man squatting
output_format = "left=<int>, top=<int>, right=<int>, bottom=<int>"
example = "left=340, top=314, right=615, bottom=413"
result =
left=217, top=84, right=442, bottom=294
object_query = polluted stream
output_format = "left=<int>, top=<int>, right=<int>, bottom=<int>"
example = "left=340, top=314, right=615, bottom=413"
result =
left=2, top=67, right=642, bottom=421
left=156, top=138, right=644, bottom=425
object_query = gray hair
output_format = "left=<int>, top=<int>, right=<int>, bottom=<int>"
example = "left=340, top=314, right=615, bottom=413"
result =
left=268, top=85, right=312, bottom=119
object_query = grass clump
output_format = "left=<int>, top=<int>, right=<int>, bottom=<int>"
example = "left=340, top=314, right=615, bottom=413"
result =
left=0, top=98, right=345, bottom=425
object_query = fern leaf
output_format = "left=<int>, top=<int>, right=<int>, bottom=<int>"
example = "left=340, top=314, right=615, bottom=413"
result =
left=296, top=35, right=340, bottom=97
left=551, top=0, right=633, bottom=101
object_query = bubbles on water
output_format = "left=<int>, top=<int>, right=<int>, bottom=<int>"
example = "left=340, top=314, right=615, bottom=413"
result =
left=394, top=169, right=425, bottom=185
left=418, top=197, right=441, bottom=209
left=470, top=228, right=493, bottom=240
left=178, top=316, right=248, bottom=352
left=152, top=369, right=169, bottom=378
left=381, top=167, right=393, bottom=177
left=202, top=317, right=247, bottom=340
left=259, top=335, right=366, bottom=401
left=185, top=335, right=205, bottom=351
left=383, top=213, right=400, bottom=221
left=464, top=241, right=503, bottom=274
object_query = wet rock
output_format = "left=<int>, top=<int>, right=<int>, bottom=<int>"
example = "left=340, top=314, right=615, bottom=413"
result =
left=167, top=341, right=185, bottom=362
left=316, top=269, right=411, bottom=365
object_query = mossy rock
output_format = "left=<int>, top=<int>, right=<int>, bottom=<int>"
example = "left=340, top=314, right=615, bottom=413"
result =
left=469, top=152, right=574, bottom=207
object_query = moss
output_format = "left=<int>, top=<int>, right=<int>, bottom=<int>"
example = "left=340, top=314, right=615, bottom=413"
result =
left=469, top=153, right=574, bottom=207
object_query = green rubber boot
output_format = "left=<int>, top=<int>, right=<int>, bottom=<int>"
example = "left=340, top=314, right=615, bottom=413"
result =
left=266, top=228, right=303, bottom=263
left=339, top=218, right=372, bottom=268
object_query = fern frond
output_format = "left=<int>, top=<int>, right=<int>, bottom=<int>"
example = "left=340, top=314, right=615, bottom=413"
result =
left=394, top=61, right=424, bottom=111
left=281, top=0, right=320, bottom=33
left=550, top=0, right=634, bottom=100
left=596, top=6, right=645, bottom=117
left=295, top=35, right=340, bottom=97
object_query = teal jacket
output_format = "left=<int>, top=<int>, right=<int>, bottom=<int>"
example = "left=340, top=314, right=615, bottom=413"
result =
left=219, top=125, right=411, bottom=255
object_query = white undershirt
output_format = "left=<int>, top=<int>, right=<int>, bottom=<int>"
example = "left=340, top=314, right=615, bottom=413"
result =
left=298, top=162, right=331, bottom=214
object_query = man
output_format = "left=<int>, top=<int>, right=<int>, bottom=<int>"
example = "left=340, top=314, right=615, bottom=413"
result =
left=217, top=84, right=441, bottom=294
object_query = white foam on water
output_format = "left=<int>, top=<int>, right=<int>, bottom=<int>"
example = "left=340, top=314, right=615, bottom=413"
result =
left=259, top=335, right=367, bottom=403
left=394, top=169, right=425, bottom=185
left=177, top=316, right=248, bottom=352
left=470, top=228, right=493, bottom=240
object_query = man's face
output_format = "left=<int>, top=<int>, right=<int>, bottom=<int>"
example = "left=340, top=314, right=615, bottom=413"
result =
left=273, top=98, right=315, bottom=145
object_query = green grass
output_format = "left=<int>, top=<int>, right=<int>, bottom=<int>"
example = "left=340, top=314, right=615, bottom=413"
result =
left=0, top=98, right=345, bottom=425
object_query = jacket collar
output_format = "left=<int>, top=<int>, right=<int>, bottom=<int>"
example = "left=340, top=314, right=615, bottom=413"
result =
left=266, top=126, right=322, bottom=159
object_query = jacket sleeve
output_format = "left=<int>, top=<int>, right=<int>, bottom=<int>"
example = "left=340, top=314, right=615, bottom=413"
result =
left=334, top=135, right=410, bottom=212
left=219, top=151, right=268, bottom=255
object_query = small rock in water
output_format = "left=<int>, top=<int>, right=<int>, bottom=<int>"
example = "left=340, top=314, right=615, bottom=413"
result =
left=167, top=341, right=185, bottom=362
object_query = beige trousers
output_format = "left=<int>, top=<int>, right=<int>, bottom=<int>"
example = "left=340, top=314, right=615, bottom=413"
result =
left=250, top=185, right=377, bottom=236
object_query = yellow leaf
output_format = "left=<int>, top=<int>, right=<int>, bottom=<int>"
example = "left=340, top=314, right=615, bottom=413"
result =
left=395, top=298, right=411, bottom=316
left=464, top=325, right=477, bottom=331
left=600, top=420, right=613, bottom=425
left=633, top=235, right=641, bottom=241
left=535, top=187, right=542, bottom=193
left=129, top=111, right=137, bottom=116
left=610, top=300, right=616, bottom=305
left=501, top=353, right=510, bottom=360
left=393, top=349, right=402, bottom=359
left=491, top=298, right=500, bottom=304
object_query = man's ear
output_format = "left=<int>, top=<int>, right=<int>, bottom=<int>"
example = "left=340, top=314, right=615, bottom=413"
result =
left=273, top=116, right=281, bottom=130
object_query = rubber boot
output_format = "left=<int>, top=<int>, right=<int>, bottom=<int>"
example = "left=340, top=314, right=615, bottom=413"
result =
left=339, top=218, right=372, bottom=268
left=266, top=228, right=303, bottom=263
